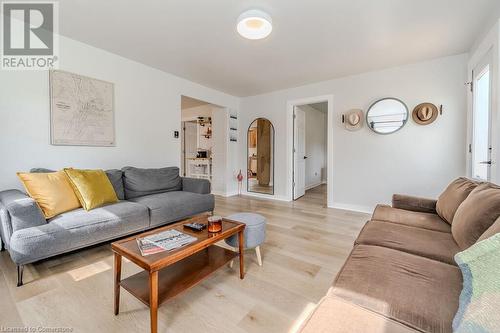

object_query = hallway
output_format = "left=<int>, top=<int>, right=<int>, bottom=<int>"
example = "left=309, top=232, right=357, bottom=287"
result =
left=295, top=184, right=327, bottom=208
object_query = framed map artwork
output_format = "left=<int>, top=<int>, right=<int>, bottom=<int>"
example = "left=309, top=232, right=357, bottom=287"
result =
left=49, top=70, right=115, bottom=146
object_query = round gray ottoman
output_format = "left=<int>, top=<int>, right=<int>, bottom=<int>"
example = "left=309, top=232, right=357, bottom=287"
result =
left=225, top=213, right=266, bottom=266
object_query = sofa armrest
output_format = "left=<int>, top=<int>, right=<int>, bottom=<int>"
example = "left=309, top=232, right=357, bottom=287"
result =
left=392, top=194, right=437, bottom=214
left=182, top=177, right=211, bottom=194
left=0, top=190, right=46, bottom=234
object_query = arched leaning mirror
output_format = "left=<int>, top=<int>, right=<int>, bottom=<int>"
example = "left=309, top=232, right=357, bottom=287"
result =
left=247, top=118, right=274, bottom=195
left=366, top=98, right=409, bottom=134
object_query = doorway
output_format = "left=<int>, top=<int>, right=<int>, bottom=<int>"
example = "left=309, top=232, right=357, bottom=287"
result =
left=181, top=96, right=231, bottom=195
left=470, top=52, right=493, bottom=181
left=292, top=100, right=329, bottom=203
left=181, top=96, right=213, bottom=180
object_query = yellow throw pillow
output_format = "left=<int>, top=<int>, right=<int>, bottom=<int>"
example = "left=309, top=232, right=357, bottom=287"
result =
left=64, top=168, right=118, bottom=211
left=17, top=171, right=82, bottom=219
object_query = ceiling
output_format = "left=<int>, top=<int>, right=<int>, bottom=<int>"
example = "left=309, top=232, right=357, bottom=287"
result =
left=59, top=1, right=500, bottom=97
left=308, top=102, right=328, bottom=114
left=181, top=96, right=210, bottom=110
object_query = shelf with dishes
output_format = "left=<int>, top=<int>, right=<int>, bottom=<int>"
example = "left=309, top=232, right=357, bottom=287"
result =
left=186, top=157, right=212, bottom=180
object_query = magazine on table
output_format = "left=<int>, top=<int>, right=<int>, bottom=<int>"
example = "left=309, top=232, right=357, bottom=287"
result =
left=137, top=230, right=197, bottom=256
left=136, top=238, right=166, bottom=256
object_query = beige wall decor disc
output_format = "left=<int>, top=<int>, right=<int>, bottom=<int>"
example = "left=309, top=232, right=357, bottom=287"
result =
left=344, top=109, right=364, bottom=131
left=412, top=103, right=438, bottom=125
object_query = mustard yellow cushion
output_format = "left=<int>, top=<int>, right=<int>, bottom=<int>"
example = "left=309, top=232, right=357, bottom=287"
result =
left=64, top=168, right=118, bottom=211
left=17, top=171, right=82, bottom=219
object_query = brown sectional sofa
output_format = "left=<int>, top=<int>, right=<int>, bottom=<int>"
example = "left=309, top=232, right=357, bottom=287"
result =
left=300, top=181, right=500, bottom=333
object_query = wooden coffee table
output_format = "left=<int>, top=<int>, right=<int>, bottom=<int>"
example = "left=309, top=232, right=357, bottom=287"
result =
left=111, top=214, right=245, bottom=333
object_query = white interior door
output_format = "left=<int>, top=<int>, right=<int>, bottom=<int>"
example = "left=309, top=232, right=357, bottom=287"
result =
left=471, top=55, right=492, bottom=181
left=294, top=107, right=306, bottom=199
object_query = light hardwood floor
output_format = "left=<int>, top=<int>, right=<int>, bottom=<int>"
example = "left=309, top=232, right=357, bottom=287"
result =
left=0, top=185, right=369, bottom=333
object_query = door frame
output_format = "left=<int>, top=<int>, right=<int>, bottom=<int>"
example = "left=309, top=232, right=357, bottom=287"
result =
left=293, top=106, right=306, bottom=200
left=287, top=95, right=334, bottom=207
left=180, top=94, right=235, bottom=196
left=467, top=47, right=496, bottom=182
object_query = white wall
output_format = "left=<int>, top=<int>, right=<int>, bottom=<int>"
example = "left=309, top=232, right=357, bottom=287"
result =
left=297, top=105, right=327, bottom=189
left=211, top=107, right=229, bottom=196
left=0, top=36, right=239, bottom=190
left=240, top=54, right=468, bottom=211
left=467, top=19, right=500, bottom=184
left=0, top=34, right=470, bottom=212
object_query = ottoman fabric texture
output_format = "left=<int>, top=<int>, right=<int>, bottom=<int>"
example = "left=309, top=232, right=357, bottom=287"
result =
left=225, top=213, right=266, bottom=248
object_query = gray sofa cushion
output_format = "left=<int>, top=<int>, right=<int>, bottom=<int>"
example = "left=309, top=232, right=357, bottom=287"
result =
left=129, top=191, right=214, bottom=227
left=182, top=177, right=211, bottom=194
left=8, top=201, right=149, bottom=265
left=122, top=166, right=182, bottom=199
left=105, top=169, right=125, bottom=200
left=30, top=168, right=125, bottom=200
left=30, top=168, right=56, bottom=173
left=0, top=190, right=46, bottom=233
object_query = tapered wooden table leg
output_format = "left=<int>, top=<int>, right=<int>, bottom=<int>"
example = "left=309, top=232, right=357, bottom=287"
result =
left=149, top=271, right=159, bottom=333
left=238, top=230, right=245, bottom=279
left=114, top=253, right=122, bottom=315
left=255, top=246, right=262, bottom=266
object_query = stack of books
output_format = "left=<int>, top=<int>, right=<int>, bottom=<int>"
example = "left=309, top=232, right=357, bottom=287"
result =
left=136, top=229, right=197, bottom=256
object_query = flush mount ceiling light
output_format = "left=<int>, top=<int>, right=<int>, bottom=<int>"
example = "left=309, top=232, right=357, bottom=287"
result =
left=237, top=9, right=273, bottom=40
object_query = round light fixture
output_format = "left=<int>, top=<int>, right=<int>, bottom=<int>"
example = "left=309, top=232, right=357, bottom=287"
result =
left=237, top=9, right=272, bottom=40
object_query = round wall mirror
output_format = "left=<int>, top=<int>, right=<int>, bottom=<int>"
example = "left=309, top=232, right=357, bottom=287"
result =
left=247, top=118, right=274, bottom=195
left=366, top=98, right=409, bottom=134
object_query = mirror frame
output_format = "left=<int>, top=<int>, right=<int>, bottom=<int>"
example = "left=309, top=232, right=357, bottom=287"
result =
left=366, top=97, right=409, bottom=135
left=247, top=117, right=275, bottom=196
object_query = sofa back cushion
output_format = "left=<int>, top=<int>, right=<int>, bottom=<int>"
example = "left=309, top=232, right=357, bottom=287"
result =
left=451, top=183, right=500, bottom=249
left=105, top=169, right=124, bottom=200
left=122, top=166, right=182, bottom=199
left=30, top=168, right=56, bottom=173
left=436, top=178, right=478, bottom=224
left=478, top=216, right=500, bottom=243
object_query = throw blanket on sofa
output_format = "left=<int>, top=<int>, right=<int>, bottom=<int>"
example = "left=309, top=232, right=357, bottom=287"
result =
left=453, top=233, right=500, bottom=333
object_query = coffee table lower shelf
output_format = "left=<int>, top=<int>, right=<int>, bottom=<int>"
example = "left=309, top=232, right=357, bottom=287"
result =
left=120, top=245, right=237, bottom=307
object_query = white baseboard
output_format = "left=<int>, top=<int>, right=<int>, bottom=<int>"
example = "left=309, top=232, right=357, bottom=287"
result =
left=329, top=202, right=373, bottom=214
left=305, top=182, right=325, bottom=191
left=241, top=192, right=290, bottom=201
left=211, top=190, right=239, bottom=197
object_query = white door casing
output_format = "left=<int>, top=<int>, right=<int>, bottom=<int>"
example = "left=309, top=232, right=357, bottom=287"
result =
left=287, top=95, right=333, bottom=206
left=294, top=107, right=306, bottom=200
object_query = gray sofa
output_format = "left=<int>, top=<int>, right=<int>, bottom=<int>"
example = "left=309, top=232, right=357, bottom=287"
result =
left=0, top=166, right=214, bottom=286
